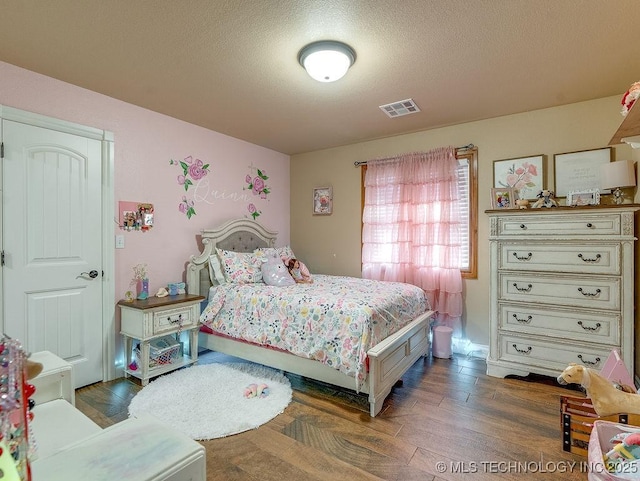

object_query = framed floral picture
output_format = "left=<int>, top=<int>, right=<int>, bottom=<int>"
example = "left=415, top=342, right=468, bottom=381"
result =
left=313, top=186, right=332, bottom=215
left=493, top=154, right=545, bottom=200
left=490, top=188, right=516, bottom=209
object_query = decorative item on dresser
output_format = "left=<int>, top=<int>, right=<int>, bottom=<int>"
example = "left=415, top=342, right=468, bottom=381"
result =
left=486, top=206, right=639, bottom=380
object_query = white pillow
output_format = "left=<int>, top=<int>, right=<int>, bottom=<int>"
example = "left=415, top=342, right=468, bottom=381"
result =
left=208, top=254, right=227, bottom=285
left=277, top=245, right=296, bottom=262
left=253, top=247, right=278, bottom=261
left=217, top=248, right=263, bottom=284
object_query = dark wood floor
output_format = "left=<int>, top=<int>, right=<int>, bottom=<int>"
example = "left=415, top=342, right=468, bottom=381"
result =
left=75, top=352, right=588, bottom=480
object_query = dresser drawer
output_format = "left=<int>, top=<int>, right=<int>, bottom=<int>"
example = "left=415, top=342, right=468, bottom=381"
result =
left=499, top=272, right=620, bottom=310
left=499, top=242, right=620, bottom=275
left=153, top=306, right=196, bottom=334
left=499, top=303, right=619, bottom=345
left=499, top=334, right=610, bottom=371
left=496, top=213, right=621, bottom=237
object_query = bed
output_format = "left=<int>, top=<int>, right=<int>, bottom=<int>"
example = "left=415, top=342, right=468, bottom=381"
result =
left=186, top=218, right=435, bottom=416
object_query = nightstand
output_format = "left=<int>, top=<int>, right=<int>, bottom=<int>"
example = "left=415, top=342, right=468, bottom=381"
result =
left=118, top=294, right=205, bottom=385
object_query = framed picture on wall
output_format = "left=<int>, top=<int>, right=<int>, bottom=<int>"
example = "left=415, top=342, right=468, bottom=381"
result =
left=554, top=147, right=612, bottom=197
left=493, top=154, right=545, bottom=200
left=313, top=186, right=333, bottom=215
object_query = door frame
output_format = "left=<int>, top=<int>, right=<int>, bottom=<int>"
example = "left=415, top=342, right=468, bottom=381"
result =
left=0, top=105, right=116, bottom=382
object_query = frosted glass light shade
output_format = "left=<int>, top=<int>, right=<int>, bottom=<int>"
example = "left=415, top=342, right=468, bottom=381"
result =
left=298, top=41, right=356, bottom=83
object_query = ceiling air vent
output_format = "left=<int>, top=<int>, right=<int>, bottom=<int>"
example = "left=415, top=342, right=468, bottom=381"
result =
left=379, top=98, right=421, bottom=118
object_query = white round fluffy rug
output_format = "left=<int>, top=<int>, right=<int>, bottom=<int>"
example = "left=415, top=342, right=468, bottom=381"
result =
left=128, top=362, right=292, bottom=440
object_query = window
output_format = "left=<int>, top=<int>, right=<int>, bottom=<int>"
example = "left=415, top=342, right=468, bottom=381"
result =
left=457, top=147, right=478, bottom=279
left=360, top=146, right=478, bottom=279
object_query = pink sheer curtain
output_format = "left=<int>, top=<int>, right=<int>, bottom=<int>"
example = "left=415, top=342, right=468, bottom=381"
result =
left=362, top=147, right=463, bottom=335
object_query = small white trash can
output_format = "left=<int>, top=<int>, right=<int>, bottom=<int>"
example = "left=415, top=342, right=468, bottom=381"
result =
left=432, top=326, right=453, bottom=358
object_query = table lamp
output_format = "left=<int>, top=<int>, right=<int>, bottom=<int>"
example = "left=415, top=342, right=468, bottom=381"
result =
left=600, top=160, right=636, bottom=204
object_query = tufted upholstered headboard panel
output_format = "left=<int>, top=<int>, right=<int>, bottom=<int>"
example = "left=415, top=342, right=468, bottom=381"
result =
left=186, top=219, right=278, bottom=298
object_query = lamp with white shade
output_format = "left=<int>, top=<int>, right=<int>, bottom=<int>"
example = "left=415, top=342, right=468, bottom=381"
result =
left=298, top=41, right=356, bottom=83
left=600, top=160, right=637, bottom=204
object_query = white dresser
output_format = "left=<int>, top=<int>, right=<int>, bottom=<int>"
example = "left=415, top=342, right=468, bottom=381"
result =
left=486, top=206, right=639, bottom=379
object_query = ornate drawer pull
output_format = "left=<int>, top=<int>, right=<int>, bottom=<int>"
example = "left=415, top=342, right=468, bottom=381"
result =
left=578, top=287, right=601, bottom=297
left=578, top=253, right=601, bottom=263
left=169, top=314, right=183, bottom=324
left=512, top=344, right=532, bottom=355
left=577, top=321, right=601, bottom=332
left=513, top=252, right=532, bottom=261
left=512, top=314, right=532, bottom=324
left=512, top=283, right=532, bottom=293
left=577, top=354, right=601, bottom=366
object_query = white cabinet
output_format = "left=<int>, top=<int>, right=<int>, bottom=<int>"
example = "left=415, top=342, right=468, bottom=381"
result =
left=119, top=294, right=205, bottom=386
left=486, top=206, right=638, bottom=379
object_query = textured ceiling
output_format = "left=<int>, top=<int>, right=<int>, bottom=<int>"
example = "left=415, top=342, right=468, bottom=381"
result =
left=1, top=0, right=639, bottom=155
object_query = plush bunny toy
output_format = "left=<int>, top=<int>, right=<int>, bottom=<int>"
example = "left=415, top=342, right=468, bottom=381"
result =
left=261, top=254, right=295, bottom=287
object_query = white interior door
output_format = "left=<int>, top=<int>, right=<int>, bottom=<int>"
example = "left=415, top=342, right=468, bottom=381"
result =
left=2, top=119, right=104, bottom=387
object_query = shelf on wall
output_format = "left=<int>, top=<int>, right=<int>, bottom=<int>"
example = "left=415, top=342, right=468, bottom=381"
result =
left=610, top=100, right=640, bottom=147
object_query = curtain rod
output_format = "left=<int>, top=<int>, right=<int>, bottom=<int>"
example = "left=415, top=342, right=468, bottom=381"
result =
left=353, top=144, right=475, bottom=167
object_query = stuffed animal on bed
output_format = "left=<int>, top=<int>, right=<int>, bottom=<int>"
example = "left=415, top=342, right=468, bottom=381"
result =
left=261, top=254, right=295, bottom=287
left=287, top=258, right=313, bottom=284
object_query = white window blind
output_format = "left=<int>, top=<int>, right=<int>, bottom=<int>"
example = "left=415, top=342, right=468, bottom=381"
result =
left=457, top=157, right=470, bottom=270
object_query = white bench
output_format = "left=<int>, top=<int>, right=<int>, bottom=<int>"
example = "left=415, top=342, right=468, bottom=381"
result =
left=29, top=351, right=206, bottom=481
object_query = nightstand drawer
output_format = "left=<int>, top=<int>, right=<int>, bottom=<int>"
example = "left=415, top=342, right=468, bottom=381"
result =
left=153, top=306, right=196, bottom=334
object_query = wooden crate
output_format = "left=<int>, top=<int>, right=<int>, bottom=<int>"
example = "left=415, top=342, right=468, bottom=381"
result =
left=561, top=395, right=640, bottom=456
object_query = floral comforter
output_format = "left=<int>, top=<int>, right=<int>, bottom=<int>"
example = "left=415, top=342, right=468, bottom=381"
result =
left=199, top=274, right=430, bottom=390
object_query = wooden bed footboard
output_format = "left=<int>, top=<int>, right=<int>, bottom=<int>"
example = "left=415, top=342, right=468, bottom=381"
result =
left=367, top=309, right=433, bottom=416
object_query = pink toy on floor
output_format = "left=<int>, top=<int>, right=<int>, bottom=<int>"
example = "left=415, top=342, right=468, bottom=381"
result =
left=244, top=383, right=269, bottom=398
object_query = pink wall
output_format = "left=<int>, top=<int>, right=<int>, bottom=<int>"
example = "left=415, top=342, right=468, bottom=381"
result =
left=0, top=61, right=290, bottom=347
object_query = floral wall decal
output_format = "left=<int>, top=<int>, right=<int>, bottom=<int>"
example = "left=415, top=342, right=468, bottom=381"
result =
left=243, top=165, right=271, bottom=220
left=245, top=169, right=270, bottom=199
left=170, top=156, right=210, bottom=219
left=179, top=196, right=196, bottom=219
left=247, top=203, right=261, bottom=220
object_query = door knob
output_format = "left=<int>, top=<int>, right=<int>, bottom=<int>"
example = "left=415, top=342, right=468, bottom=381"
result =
left=81, top=270, right=99, bottom=278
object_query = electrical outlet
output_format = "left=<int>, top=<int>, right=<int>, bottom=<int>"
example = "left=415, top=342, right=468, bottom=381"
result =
left=115, top=235, right=125, bottom=249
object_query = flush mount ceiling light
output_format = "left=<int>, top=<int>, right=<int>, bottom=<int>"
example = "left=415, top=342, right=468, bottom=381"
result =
left=298, top=41, right=356, bottom=83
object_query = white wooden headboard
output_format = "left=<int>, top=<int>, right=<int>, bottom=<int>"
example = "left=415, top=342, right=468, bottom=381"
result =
left=186, top=218, right=278, bottom=297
